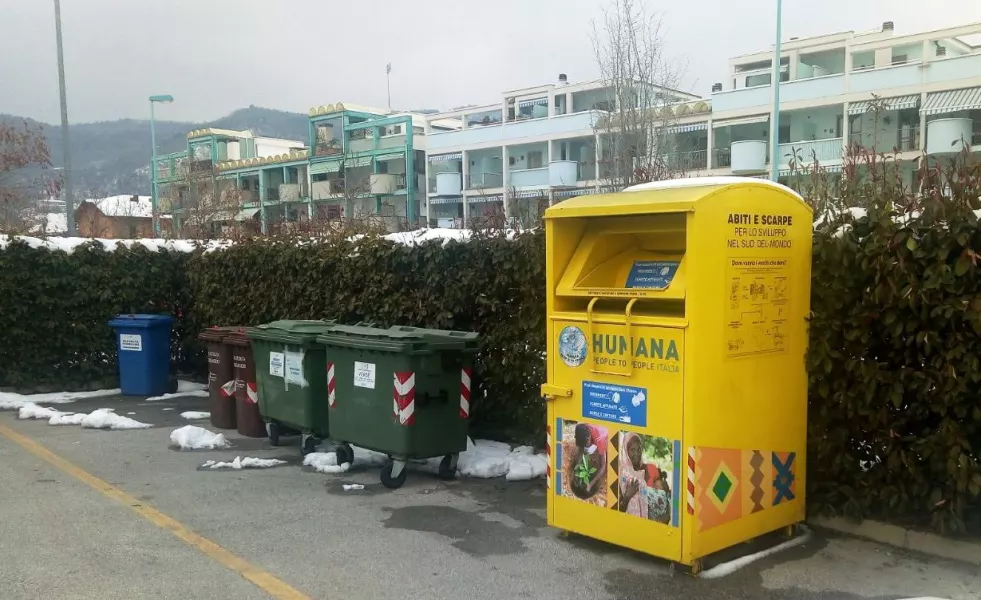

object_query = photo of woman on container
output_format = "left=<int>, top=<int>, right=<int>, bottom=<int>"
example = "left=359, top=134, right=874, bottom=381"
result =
left=618, top=431, right=673, bottom=524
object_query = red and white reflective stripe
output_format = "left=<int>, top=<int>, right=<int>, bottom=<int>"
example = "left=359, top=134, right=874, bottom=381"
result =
left=393, top=372, right=416, bottom=426
left=687, top=447, right=696, bottom=515
left=459, top=367, right=472, bottom=419
left=545, top=424, right=552, bottom=489
left=220, top=380, right=236, bottom=397
left=326, top=362, right=336, bottom=408
left=246, top=382, right=258, bottom=404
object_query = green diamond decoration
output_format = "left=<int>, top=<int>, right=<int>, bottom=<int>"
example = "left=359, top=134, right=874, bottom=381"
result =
left=712, top=471, right=733, bottom=502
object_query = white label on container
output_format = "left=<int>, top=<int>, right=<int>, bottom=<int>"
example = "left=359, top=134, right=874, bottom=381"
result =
left=120, top=334, right=142, bottom=352
left=353, top=361, right=376, bottom=389
left=284, top=350, right=307, bottom=387
left=269, top=352, right=285, bottom=377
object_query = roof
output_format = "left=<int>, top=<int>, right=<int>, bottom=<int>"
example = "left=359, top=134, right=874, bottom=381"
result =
left=545, top=177, right=807, bottom=219
left=81, top=195, right=160, bottom=219
left=187, top=128, right=253, bottom=140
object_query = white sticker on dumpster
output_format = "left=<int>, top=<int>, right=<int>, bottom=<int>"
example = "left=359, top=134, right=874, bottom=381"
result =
left=119, top=334, right=142, bottom=352
left=284, top=350, right=307, bottom=387
left=354, top=361, right=376, bottom=389
left=269, top=352, right=285, bottom=377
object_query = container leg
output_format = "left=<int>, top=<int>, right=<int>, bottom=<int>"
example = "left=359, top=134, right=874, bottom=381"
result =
left=437, top=453, right=458, bottom=480
left=381, top=458, right=408, bottom=489
left=300, top=433, right=319, bottom=455
left=689, top=559, right=703, bottom=577
left=266, top=422, right=281, bottom=446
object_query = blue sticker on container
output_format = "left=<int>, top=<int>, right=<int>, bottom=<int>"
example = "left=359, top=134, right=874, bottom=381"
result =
left=582, top=381, right=647, bottom=427
left=625, top=260, right=679, bottom=290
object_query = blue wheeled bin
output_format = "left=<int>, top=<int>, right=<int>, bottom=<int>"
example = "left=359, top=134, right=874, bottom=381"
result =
left=108, top=314, right=174, bottom=396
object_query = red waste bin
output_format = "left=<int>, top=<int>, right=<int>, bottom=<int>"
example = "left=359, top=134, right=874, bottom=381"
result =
left=225, top=329, right=265, bottom=438
left=197, top=327, right=237, bottom=429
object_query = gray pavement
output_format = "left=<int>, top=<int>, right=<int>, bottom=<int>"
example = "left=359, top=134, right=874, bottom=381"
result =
left=0, top=392, right=978, bottom=600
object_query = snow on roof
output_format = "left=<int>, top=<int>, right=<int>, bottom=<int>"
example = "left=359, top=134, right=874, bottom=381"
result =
left=84, top=195, right=155, bottom=219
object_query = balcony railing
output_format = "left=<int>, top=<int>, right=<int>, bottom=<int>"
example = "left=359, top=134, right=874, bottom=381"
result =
left=714, top=148, right=732, bottom=168
left=662, top=149, right=708, bottom=171
left=509, top=167, right=549, bottom=188
left=974, top=120, right=981, bottom=146
left=265, top=187, right=280, bottom=202
left=314, top=142, right=342, bottom=157
left=778, top=137, right=843, bottom=166
left=189, top=159, right=213, bottom=174
left=848, top=126, right=920, bottom=152
left=468, top=172, right=504, bottom=189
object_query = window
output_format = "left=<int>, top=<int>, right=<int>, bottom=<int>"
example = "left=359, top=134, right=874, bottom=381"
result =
left=527, top=151, right=544, bottom=169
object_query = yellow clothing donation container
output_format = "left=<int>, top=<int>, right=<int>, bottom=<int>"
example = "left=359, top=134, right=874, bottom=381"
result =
left=541, top=178, right=812, bottom=571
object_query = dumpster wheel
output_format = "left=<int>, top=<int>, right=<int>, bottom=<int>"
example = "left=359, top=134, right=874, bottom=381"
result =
left=335, top=443, right=354, bottom=466
left=266, top=422, right=281, bottom=446
left=437, top=454, right=459, bottom=480
left=381, top=459, right=408, bottom=489
left=301, top=434, right=319, bottom=455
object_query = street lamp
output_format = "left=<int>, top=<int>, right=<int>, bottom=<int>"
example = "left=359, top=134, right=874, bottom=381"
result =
left=149, top=94, right=174, bottom=237
left=770, top=0, right=783, bottom=182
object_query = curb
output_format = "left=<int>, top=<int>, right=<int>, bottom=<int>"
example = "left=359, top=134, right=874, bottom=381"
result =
left=808, top=516, right=981, bottom=566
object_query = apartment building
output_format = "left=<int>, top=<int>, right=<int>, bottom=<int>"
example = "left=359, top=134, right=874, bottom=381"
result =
left=660, top=20, right=981, bottom=185
left=423, top=77, right=699, bottom=227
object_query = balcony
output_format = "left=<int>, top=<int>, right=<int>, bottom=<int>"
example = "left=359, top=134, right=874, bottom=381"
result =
left=348, top=130, right=373, bottom=153
left=712, top=74, right=845, bottom=112
left=662, top=149, right=708, bottom=172
left=265, top=187, right=280, bottom=202
left=312, top=179, right=345, bottom=200
left=189, top=159, right=214, bottom=175
left=314, top=142, right=342, bottom=157
left=279, top=183, right=308, bottom=202
left=468, top=172, right=504, bottom=189
left=730, top=140, right=768, bottom=174
left=510, top=167, right=549, bottom=188
left=435, top=172, right=462, bottom=195
left=926, top=118, right=975, bottom=155
left=369, top=173, right=407, bottom=195
left=848, top=126, right=920, bottom=153
left=778, top=137, right=843, bottom=166
left=427, top=111, right=598, bottom=151
left=548, top=161, right=579, bottom=187
left=714, top=148, right=732, bottom=168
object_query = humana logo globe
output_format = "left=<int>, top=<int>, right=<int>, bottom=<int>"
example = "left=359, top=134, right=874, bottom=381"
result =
left=558, top=326, right=587, bottom=367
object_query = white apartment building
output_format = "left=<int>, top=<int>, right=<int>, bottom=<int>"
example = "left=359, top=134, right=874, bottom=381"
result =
left=425, top=21, right=981, bottom=228
left=423, top=77, right=698, bottom=227
left=662, top=20, right=981, bottom=183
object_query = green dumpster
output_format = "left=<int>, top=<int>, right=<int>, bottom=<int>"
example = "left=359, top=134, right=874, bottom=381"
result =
left=247, top=320, right=336, bottom=454
left=316, top=324, right=479, bottom=488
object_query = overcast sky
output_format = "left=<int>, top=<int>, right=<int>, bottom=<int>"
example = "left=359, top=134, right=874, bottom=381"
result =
left=2, top=0, right=980, bottom=124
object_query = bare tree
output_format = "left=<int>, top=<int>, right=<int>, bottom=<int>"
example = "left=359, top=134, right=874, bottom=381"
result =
left=165, top=159, right=248, bottom=239
left=591, top=0, right=688, bottom=190
left=0, top=120, right=60, bottom=234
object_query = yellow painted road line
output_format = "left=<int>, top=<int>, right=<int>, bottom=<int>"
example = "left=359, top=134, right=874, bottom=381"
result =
left=0, top=423, right=311, bottom=600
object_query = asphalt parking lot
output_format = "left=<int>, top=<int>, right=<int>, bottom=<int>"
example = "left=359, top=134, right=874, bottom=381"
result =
left=1, top=391, right=979, bottom=600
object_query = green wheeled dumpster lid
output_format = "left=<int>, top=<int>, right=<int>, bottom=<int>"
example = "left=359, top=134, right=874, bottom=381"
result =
left=387, top=326, right=479, bottom=351
left=246, top=320, right=337, bottom=346
left=316, top=324, right=440, bottom=354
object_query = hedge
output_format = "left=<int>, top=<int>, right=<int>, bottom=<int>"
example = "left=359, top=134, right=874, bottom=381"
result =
left=1, top=152, right=979, bottom=534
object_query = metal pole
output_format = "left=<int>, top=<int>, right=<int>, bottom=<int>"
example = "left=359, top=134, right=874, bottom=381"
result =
left=769, top=0, right=783, bottom=182
left=386, top=63, right=392, bottom=111
left=54, top=0, right=74, bottom=235
left=150, top=101, right=159, bottom=236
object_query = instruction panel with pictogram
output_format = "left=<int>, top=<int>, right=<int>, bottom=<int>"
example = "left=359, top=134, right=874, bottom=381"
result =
left=724, top=257, right=790, bottom=358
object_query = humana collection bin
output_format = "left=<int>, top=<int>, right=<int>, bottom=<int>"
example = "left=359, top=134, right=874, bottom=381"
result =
left=540, top=178, right=812, bottom=573
left=108, top=314, right=175, bottom=396
left=247, top=320, right=336, bottom=454
left=198, top=327, right=239, bottom=429
left=315, top=324, right=478, bottom=489
left=224, top=328, right=266, bottom=438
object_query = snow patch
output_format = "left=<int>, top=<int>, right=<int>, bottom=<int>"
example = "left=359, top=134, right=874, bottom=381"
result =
left=49, top=412, right=88, bottom=426
left=80, top=408, right=152, bottom=430
left=201, top=456, right=286, bottom=470
left=18, top=403, right=65, bottom=420
left=342, top=484, right=365, bottom=491
left=458, top=439, right=548, bottom=480
left=176, top=380, right=207, bottom=393
left=145, top=390, right=209, bottom=402
left=0, top=387, right=121, bottom=411
left=302, top=452, right=350, bottom=474
left=170, top=425, right=230, bottom=450
left=180, top=411, right=211, bottom=420
left=698, top=526, right=812, bottom=579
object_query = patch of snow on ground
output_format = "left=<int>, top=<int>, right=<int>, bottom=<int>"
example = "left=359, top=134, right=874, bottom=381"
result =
left=18, top=403, right=65, bottom=420
left=201, top=456, right=286, bottom=470
left=456, top=439, right=548, bottom=480
left=302, top=452, right=350, bottom=474
left=176, top=380, right=207, bottom=392
left=145, top=390, right=209, bottom=402
left=698, top=526, right=813, bottom=579
left=180, top=411, right=210, bottom=420
left=49, top=412, right=88, bottom=426
left=342, top=484, right=365, bottom=491
left=0, top=387, right=121, bottom=411
left=80, top=408, right=152, bottom=430
left=170, top=425, right=230, bottom=450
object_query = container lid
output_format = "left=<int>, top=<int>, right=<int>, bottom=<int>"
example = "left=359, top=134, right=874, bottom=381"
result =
left=108, top=314, right=174, bottom=329
left=246, top=320, right=337, bottom=346
left=387, top=326, right=479, bottom=351
left=316, top=324, right=439, bottom=354
left=222, top=327, right=252, bottom=346
left=198, top=326, right=243, bottom=343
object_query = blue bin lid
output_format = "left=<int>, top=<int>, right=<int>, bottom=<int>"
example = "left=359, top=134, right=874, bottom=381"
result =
left=108, top=314, right=174, bottom=328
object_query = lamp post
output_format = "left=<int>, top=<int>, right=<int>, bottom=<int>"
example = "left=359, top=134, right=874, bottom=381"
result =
left=769, top=0, right=783, bottom=182
left=149, top=94, right=174, bottom=237
left=53, top=0, right=74, bottom=235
